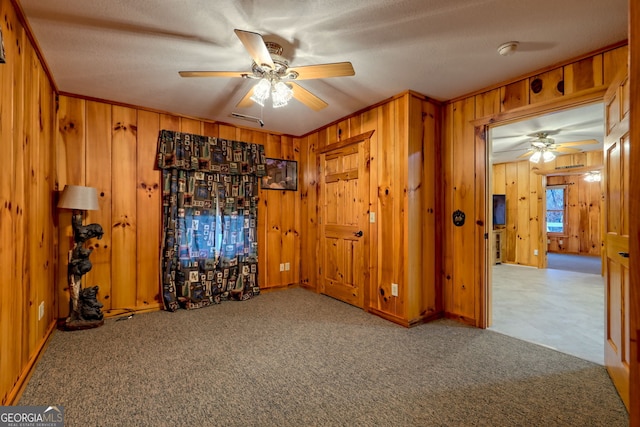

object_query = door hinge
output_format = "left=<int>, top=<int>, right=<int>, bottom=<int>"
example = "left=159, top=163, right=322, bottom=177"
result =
left=484, top=233, right=489, bottom=240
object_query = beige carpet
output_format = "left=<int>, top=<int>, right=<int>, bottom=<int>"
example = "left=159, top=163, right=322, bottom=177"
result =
left=20, top=288, right=627, bottom=426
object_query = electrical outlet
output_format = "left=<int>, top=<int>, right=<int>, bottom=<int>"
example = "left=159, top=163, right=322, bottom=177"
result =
left=38, top=301, right=44, bottom=320
left=279, top=263, right=284, bottom=272
left=370, top=212, right=376, bottom=223
left=559, top=239, right=563, bottom=245
left=391, top=283, right=399, bottom=297
left=534, top=249, right=539, bottom=256
left=285, top=262, right=290, bottom=271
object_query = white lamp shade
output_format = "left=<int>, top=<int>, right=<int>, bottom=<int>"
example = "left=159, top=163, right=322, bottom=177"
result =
left=57, top=185, right=99, bottom=211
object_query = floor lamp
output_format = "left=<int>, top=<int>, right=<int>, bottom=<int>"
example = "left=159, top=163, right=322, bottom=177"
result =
left=57, top=185, right=105, bottom=330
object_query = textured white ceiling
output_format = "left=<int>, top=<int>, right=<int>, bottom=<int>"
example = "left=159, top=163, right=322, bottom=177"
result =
left=19, top=0, right=627, bottom=139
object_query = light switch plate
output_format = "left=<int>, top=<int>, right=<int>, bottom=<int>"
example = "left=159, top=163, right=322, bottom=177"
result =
left=391, top=283, right=398, bottom=297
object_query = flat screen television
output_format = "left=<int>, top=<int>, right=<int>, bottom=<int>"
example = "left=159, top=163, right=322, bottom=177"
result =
left=493, top=194, right=506, bottom=226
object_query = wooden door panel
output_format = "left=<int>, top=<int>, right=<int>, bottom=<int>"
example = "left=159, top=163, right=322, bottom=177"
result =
left=319, top=134, right=370, bottom=309
left=325, top=181, right=339, bottom=224
left=621, top=135, right=630, bottom=236
left=606, top=261, right=623, bottom=354
left=604, top=74, right=630, bottom=410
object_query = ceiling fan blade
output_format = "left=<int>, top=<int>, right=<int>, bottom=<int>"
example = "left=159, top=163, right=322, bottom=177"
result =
left=288, top=62, right=355, bottom=80
left=234, top=29, right=275, bottom=70
left=236, top=86, right=256, bottom=109
left=554, top=147, right=580, bottom=153
left=289, top=82, right=328, bottom=111
left=179, top=71, right=248, bottom=78
left=556, top=139, right=600, bottom=147
left=517, top=151, right=534, bottom=159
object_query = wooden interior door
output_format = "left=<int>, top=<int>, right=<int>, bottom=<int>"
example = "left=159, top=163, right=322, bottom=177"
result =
left=318, top=135, right=370, bottom=308
left=604, top=71, right=630, bottom=410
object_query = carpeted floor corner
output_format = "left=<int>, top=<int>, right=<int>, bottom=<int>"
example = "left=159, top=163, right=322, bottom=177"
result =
left=20, top=288, right=628, bottom=426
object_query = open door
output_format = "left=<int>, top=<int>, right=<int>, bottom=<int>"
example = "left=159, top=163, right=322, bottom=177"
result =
left=603, top=70, right=630, bottom=410
left=318, top=133, right=371, bottom=308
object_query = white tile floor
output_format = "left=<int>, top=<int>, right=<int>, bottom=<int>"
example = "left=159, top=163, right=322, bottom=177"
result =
left=489, top=262, right=604, bottom=365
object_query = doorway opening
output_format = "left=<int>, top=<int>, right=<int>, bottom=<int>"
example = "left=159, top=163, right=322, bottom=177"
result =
left=486, top=102, right=605, bottom=364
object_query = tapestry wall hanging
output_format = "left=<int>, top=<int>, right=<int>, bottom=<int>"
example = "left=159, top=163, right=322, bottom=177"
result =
left=156, top=130, right=266, bottom=311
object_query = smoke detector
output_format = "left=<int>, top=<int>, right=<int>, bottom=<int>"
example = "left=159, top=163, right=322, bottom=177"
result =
left=497, top=41, right=519, bottom=56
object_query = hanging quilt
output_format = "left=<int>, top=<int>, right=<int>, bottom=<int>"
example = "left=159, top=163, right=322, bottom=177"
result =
left=156, top=130, right=266, bottom=311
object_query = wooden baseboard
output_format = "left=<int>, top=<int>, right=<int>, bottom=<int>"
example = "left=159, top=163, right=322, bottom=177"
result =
left=259, top=283, right=301, bottom=293
left=5, top=320, right=57, bottom=405
left=444, top=312, right=477, bottom=327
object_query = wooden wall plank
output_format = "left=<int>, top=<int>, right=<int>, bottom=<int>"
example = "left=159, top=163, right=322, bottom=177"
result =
left=85, top=101, right=113, bottom=311
left=38, top=68, right=56, bottom=338
left=395, top=97, right=408, bottom=319
left=1, top=0, right=56, bottom=404
left=55, top=96, right=86, bottom=318
left=504, top=162, right=518, bottom=263
left=360, top=108, right=378, bottom=310
left=180, top=117, right=202, bottom=135
left=564, top=54, right=603, bottom=95
left=375, top=102, right=395, bottom=314
left=500, top=79, right=529, bottom=112
left=0, top=1, right=20, bottom=402
left=515, top=161, right=531, bottom=265
left=24, top=37, right=38, bottom=359
left=110, top=106, right=138, bottom=310
left=450, top=97, right=476, bottom=320
left=136, top=110, right=162, bottom=308
left=475, top=89, right=502, bottom=119
left=603, top=45, right=629, bottom=87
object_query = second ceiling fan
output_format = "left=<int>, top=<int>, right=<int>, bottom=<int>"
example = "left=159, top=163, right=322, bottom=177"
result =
left=179, top=29, right=355, bottom=111
left=517, top=132, right=598, bottom=163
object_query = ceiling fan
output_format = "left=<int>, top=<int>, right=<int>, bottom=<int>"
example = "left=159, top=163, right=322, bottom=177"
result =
left=178, top=29, right=355, bottom=111
left=516, top=132, right=598, bottom=163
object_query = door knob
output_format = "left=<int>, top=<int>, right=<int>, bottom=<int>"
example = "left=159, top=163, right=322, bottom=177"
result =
left=353, top=230, right=363, bottom=237
left=618, top=251, right=629, bottom=258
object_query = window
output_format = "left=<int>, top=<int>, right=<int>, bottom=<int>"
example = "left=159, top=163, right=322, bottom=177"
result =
left=546, top=186, right=566, bottom=233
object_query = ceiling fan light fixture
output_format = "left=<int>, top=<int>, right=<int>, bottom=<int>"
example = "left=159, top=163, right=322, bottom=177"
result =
left=250, top=78, right=271, bottom=106
left=542, top=150, right=556, bottom=162
left=272, top=81, right=293, bottom=108
left=529, top=151, right=542, bottom=163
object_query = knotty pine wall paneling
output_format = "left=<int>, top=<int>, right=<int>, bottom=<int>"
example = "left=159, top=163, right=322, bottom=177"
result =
left=1, top=0, right=56, bottom=405
left=445, top=97, right=477, bottom=323
left=136, top=110, right=162, bottom=308
left=84, top=101, right=112, bottom=311
left=297, top=92, right=441, bottom=327
left=56, top=96, right=86, bottom=318
left=298, top=132, right=319, bottom=290
left=110, top=106, right=138, bottom=311
left=55, top=96, right=301, bottom=320
left=492, top=151, right=603, bottom=266
left=444, top=44, right=627, bottom=326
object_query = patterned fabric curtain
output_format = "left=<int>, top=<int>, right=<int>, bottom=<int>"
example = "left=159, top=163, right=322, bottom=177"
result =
left=156, top=130, right=266, bottom=311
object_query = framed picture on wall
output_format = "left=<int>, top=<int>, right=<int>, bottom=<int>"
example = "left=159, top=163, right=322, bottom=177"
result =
left=261, top=158, right=298, bottom=191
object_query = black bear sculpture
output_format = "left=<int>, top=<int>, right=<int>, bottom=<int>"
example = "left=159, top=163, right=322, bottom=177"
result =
left=69, top=246, right=93, bottom=278
left=74, top=223, right=104, bottom=244
left=78, top=286, right=104, bottom=321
